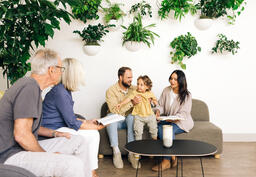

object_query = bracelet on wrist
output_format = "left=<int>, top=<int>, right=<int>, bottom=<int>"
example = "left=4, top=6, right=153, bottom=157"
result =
left=52, top=131, right=57, bottom=138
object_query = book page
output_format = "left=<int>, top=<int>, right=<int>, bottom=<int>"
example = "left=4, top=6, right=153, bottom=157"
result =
left=157, top=115, right=184, bottom=121
left=97, top=114, right=125, bottom=126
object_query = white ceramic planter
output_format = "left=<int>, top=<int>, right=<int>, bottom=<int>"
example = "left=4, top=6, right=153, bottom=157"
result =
left=194, top=18, right=213, bottom=30
left=83, top=45, right=100, bottom=56
left=124, top=41, right=142, bottom=52
left=107, top=19, right=122, bottom=31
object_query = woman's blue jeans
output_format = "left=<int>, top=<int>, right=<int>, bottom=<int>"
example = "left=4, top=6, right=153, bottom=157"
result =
left=157, top=121, right=185, bottom=160
left=106, top=113, right=135, bottom=147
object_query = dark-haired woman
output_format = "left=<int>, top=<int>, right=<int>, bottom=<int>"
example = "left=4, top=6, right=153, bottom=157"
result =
left=152, top=70, right=194, bottom=171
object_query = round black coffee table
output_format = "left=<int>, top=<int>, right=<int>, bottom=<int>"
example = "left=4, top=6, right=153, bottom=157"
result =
left=125, top=139, right=217, bottom=177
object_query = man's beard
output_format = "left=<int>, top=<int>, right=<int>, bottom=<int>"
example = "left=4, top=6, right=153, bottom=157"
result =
left=122, top=81, right=131, bottom=88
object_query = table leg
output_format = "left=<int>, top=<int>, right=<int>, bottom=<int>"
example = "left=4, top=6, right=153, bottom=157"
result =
left=176, top=157, right=179, bottom=177
left=135, top=158, right=140, bottom=177
left=181, top=157, right=183, bottom=177
left=200, top=157, right=205, bottom=177
left=158, top=157, right=163, bottom=177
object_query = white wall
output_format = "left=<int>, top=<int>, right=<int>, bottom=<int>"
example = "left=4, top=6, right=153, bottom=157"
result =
left=1, top=0, right=256, bottom=140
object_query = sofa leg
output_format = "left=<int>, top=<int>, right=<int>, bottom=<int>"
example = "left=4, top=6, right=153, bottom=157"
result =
left=98, top=154, right=104, bottom=159
left=214, top=154, right=220, bottom=159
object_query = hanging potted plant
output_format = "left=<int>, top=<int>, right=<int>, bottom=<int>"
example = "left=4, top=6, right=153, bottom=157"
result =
left=170, top=32, right=201, bottom=69
left=158, top=0, right=197, bottom=21
left=101, top=0, right=125, bottom=31
left=122, top=14, right=159, bottom=52
left=212, top=34, right=240, bottom=55
left=71, top=0, right=102, bottom=23
left=129, top=0, right=153, bottom=18
left=195, top=0, right=246, bottom=30
left=73, top=23, right=113, bottom=56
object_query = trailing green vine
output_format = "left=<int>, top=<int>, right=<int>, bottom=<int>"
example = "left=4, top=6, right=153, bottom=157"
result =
left=170, top=32, right=201, bottom=69
left=212, top=34, right=240, bottom=55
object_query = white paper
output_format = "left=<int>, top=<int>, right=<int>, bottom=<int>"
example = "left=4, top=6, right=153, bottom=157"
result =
left=97, top=114, right=125, bottom=126
left=157, top=116, right=184, bottom=121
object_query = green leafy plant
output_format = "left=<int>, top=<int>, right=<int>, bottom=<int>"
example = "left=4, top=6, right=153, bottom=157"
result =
left=0, top=0, right=77, bottom=84
left=129, top=0, right=152, bottom=18
left=212, top=34, right=240, bottom=55
left=71, top=0, right=102, bottom=23
left=197, top=0, right=246, bottom=24
left=170, top=32, right=201, bottom=69
left=122, top=14, right=159, bottom=47
left=102, top=0, right=125, bottom=24
left=73, top=23, right=113, bottom=46
left=158, top=0, right=197, bottom=21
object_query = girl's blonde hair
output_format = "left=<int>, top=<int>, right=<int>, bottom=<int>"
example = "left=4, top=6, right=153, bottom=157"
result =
left=62, top=58, right=85, bottom=92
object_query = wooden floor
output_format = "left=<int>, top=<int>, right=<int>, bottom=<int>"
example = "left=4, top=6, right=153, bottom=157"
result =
left=97, top=142, right=256, bottom=177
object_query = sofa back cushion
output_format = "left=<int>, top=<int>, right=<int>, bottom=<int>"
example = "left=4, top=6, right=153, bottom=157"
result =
left=101, top=99, right=210, bottom=121
left=191, top=99, right=209, bottom=121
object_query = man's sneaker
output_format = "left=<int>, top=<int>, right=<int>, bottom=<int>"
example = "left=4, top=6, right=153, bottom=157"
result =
left=128, top=154, right=141, bottom=169
left=113, top=152, right=124, bottom=168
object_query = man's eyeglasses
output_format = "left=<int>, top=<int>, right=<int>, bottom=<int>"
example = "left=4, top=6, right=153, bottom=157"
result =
left=55, top=66, right=65, bottom=72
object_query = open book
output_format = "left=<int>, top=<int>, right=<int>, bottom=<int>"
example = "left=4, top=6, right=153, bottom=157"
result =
left=97, top=114, right=125, bottom=126
left=157, top=115, right=184, bottom=121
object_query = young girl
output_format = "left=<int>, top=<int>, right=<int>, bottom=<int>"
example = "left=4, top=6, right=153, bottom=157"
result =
left=116, top=75, right=158, bottom=140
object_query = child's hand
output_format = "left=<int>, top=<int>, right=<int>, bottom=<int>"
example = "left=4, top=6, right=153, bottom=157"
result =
left=114, top=104, right=121, bottom=110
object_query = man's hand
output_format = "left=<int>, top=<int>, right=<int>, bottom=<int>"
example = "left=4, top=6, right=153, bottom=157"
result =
left=131, top=95, right=141, bottom=105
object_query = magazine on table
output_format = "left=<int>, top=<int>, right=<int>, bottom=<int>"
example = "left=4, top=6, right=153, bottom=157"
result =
left=97, top=114, right=125, bottom=126
left=157, top=115, right=184, bottom=121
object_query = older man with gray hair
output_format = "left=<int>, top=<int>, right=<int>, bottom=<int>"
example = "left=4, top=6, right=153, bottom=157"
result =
left=0, top=49, right=92, bottom=177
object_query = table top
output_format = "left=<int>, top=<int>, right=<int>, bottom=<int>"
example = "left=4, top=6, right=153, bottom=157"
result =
left=124, top=139, right=217, bottom=157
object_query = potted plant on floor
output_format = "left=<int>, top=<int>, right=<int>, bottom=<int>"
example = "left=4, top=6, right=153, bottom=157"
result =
left=73, top=23, right=113, bottom=56
left=212, top=34, right=240, bottom=55
left=71, top=0, right=102, bottom=23
left=101, top=0, right=125, bottom=31
left=170, top=32, right=201, bottom=69
left=122, top=14, right=159, bottom=52
left=195, top=0, right=246, bottom=30
left=158, top=0, right=197, bottom=21
left=129, top=0, right=153, bottom=18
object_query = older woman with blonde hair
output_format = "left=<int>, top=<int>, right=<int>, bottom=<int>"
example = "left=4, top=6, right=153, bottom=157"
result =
left=41, top=58, right=104, bottom=177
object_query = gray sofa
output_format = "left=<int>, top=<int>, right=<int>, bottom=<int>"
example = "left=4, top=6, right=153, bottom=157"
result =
left=99, top=99, right=223, bottom=158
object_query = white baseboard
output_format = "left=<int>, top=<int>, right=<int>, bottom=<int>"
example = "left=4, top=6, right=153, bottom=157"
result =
left=223, top=134, right=256, bottom=142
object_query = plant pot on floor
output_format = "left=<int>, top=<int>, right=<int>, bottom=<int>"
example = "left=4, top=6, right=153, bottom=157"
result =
left=124, top=41, right=142, bottom=52
left=194, top=18, right=213, bottom=30
left=83, top=45, right=101, bottom=56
